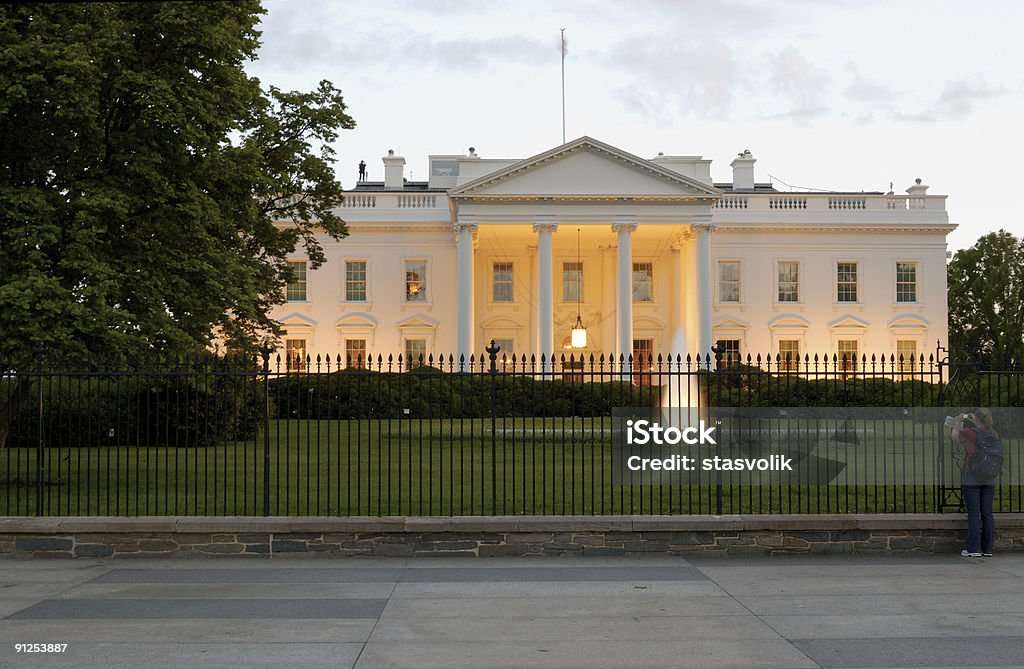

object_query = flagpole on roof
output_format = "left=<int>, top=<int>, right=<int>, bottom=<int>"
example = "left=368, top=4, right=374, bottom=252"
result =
left=560, top=28, right=567, bottom=145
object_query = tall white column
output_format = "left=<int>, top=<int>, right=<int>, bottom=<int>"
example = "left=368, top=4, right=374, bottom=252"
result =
left=613, top=220, right=637, bottom=367
left=533, top=220, right=557, bottom=370
left=670, top=233, right=690, bottom=358
left=693, top=223, right=716, bottom=362
left=455, top=219, right=477, bottom=367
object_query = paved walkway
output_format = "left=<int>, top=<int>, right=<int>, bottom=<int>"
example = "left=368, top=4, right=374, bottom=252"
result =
left=2, top=554, right=1024, bottom=668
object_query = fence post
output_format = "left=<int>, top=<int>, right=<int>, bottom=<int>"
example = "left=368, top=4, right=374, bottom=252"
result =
left=711, top=343, right=724, bottom=516
left=35, top=343, right=45, bottom=517
left=260, top=345, right=272, bottom=517
left=486, top=340, right=499, bottom=516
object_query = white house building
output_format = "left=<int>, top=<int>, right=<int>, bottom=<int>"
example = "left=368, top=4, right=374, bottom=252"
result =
left=273, top=136, right=954, bottom=369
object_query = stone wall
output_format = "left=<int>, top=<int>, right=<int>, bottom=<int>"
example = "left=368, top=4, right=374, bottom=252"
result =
left=2, top=515, right=1023, bottom=558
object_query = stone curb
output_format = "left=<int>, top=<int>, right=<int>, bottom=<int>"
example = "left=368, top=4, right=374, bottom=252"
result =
left=4, top=513, right=1024, bottom=533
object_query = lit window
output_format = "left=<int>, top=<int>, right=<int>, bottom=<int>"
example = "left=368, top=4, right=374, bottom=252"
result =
left=837, top=262, right=858, bottom=303
left=492, top=338, right=514, bottom=364
left=632, top=338, right=654, bottom=386
left=404, top=339, right=426, bottom=368
left=778, top=262, right=799, bottom=302
left=718, top=261, right=740, bottom=303
left=345, top=261, right=367, bottom=302
left=405, top=261, right=427, bottom=302
left=632, top=262, right=653, bottom=302
left=493, top=262, right=513, bottom=302
left=286, top=261, right=307, bottom=302
left=562, top=262, right=583, bottom=302
left=896, top=340, right=917, bottom=369
left=285, top=339, right=306, bottom=372
left=345, top=339, right=366, bottom=369
left=896, top=262, right=917, bottom=303
left=838, top=340, right=859, bottom=372
left=778, top=340, right=800, bottom=372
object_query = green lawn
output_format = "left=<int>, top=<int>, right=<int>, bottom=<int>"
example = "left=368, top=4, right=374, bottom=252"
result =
left=2, top=417, right=1021, bottom=516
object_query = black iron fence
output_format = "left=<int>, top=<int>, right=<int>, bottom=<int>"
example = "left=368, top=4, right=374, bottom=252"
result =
left=1, top=345, right=1021, bottom=517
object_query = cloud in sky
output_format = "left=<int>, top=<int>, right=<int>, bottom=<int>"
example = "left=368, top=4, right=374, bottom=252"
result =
left=936, top=77, right=1004, bottom=118
left=764, top=47, right=830, bottom=122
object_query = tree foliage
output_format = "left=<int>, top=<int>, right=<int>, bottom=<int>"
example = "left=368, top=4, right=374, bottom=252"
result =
left=0, top=2, right=354, bottom=366
left=947, top=230, right=1024, bottom=365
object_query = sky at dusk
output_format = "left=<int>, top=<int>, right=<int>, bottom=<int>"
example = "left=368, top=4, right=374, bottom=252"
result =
left=247, top=0, right=1024, bottom=251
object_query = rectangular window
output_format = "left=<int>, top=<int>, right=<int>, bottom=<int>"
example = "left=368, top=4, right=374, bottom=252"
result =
left=345, top=261, right=367, bottom=302
left=837, top=262, right=858, bottom=303
left=492, top=262, right=514, bottom=302
left=345, top=339, right=367, bottom=369
left=405, top=261, right=427, bottom=302
left=562, top=261, right=583, bottom=302
left=492, top=338, right=514, bottom=364
left=718, top=261, right=740, bottom=303
left=778, top=261, right=799, bottom=302
left=778, top=339, right=800, bottom=372
left=404, top=339, right=426, bottom=368
left=896, top=262, right=917, bottom=303
left=717, top=339, right=741, bottom=367
left=285, top=339, right=306, bottom=372
left=632, top=262, right=653, bottom=302
left=286, top=261, right=307, bottom=302
left=632, top=338, right=654, bottom=386
left=838, top=340, right=859, bottom=372
left=897, top=340, right=918, bottom=370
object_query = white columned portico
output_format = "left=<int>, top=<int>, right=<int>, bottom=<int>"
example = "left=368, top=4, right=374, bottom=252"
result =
left=454, top=217, right=477, bottom=366
left=612, top=219, right=637, bottom=364
left=693, top=222, right=716, bottom=362
left=533, top=219, right=558, bottom=369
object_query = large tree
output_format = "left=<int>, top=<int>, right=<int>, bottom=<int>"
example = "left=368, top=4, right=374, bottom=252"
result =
left=0, top=2, right=354, bottom=451
left=0, top=2, right=353, bottom=363
left=947, top=230, right=1024, bottom=365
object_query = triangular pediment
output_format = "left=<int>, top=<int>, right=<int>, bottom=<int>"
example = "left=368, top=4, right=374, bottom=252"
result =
left=450, top=137, right=721, bottom=200
left=828, top=314, right=870, bottom=330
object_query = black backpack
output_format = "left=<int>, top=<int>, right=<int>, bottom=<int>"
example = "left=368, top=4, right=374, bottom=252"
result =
left=968, top=428, right=1004, bottom=481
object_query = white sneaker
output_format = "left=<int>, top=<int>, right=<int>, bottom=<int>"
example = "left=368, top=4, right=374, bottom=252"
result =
left=961, top=550, right=982, bottom=557
left=983, top=552, right=994, bottom=557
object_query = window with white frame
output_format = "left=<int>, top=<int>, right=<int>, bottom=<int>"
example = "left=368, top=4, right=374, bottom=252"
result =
left=404, top=338, right=427, bottom=368
left=778, top=339, right=800, bottom=371
left=492, top=262, right=514, bottom=302
left=405, top=261, right=427, bottom=302
left=286, top=261, right=307, bottom=302
left=777, top=261, right=799, bottom=302
left=562, top=261, right=583, bottom=302
left=717, top=339, right=741, bottom=366
left=838, top=339, right=859, bottom=372
left=285, top=339, right=306, bottom=372
left=632, top=262, right=653, bottom=302
left=492, top=338, right=514, bottom=364
left=718, top=261, right=740, bottom=303
left=896, top=262, right=917, bottom=303
left=345, top=261, right=367, bottom=302
left=896, top=340, right=918, bottom=369
left=837, top=262, right=858, bottom=303
left=632, top=338, right=654, bottom=386
left=345, top=339, right=367, bottom=369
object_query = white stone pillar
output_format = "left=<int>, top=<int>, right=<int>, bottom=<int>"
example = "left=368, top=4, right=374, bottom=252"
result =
left=613, top=220, right=637, bottom=369
left=533, top=220, right=557, bottom=370
left=670, top=233, right=690, bottom=358
left=693, top=223, right=716, bottom=362
left=455, top=218, right=477, bottom=366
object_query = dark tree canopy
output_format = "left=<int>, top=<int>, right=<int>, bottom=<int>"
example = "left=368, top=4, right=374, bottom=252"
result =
left=947, top=230, right=1024, bottom=365
left=0, top=2, right=354, bottom=365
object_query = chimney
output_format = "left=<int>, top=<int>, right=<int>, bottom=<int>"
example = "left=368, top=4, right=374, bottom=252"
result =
left=383, top=149, right=406, bottom=190
left=730, top=149, right=756, bottom=191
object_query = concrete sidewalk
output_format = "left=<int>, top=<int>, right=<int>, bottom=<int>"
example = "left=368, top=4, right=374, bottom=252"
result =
left=2, top=554, right=1024, bottom=668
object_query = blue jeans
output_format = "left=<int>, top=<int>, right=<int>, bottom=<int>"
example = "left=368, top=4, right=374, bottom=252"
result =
left=962, top=484, right=995, bottom=554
